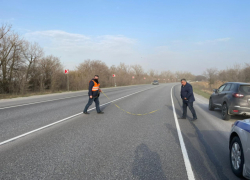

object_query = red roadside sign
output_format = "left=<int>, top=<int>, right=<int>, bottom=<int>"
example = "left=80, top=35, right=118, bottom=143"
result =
left=132, top=76, right=135, bottom=79
left=112, top=74, right=116, bottom=77
left=65, top=69, right=69, bottom=74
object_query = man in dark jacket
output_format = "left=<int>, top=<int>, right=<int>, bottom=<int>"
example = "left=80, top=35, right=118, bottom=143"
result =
left=179, top=79, right=197, bottom=120
left=83, top=75, right=104, bottom=114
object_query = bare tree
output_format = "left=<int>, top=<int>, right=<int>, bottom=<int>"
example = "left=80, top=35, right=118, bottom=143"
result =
left=203, top=68, right=218, bottom=88
left=0, top=24, right=12, bottom=40
left=0, top=27, right=20, bottom=93
left=21, top=41, right=44, bottom=94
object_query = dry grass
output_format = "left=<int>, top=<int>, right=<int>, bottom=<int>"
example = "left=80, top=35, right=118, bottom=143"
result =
left=191, top=81, right=225, bottom=99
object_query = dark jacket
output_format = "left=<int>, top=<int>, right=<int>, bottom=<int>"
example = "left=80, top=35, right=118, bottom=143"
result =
left=88, top=79, right=100, bottom=97
left=180, top=83, right=195, bottom=102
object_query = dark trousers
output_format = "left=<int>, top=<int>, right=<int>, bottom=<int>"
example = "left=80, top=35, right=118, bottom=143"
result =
left=83, top=97, right=101, bottom=113
left=182, top=101, right=197, bottom=119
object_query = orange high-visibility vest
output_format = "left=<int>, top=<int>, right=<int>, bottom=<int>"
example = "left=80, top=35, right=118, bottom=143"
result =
left=91, top=80, right=100, bottom=91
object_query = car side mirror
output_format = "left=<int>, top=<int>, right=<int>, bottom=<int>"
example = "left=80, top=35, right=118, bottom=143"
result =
left=213, top=89, right=218, bottom=93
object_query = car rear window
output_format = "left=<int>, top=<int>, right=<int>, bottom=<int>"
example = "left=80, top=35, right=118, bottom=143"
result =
left=239, top=85, right=250, bottom=95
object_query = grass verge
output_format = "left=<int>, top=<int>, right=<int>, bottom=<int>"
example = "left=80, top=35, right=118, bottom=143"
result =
left=193, top=86, right=211, bottom=99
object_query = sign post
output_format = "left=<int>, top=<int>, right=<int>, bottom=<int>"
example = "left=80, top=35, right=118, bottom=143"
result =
left=112, top=74, right=116, bottom=87
left=65, top=69, right=69, bottom=91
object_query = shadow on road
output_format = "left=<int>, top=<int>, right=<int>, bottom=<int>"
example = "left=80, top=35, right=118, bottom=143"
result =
left=166, top=104, right=193, bottom=120
left=132, top=143, right=166, bottom=180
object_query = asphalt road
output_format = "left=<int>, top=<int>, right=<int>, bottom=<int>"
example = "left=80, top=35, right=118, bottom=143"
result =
left=0, top=83, right=247, bottom=180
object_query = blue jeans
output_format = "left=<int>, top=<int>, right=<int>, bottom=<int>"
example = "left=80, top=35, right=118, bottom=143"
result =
left=84, top=97, right=101, bottom=113
left=182, top=101, right=197, bottom=119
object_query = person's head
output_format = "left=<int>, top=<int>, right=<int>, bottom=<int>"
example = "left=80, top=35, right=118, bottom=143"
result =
left=94, top=75, right=99, bottom=80
left=181, top=79, right=187, bottom=86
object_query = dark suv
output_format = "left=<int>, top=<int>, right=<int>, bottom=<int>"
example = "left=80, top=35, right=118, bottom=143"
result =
left=209, top=82, right=250, bottom=120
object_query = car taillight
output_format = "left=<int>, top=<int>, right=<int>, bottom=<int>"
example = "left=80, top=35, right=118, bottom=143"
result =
left=232, top=93, right=244, bottom=98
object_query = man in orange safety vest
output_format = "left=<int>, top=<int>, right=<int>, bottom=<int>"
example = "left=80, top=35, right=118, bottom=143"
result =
left=83, top=75, right=104, bottom=114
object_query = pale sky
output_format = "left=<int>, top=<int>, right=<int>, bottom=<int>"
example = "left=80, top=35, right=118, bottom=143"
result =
left=1, top=0, right=250, bottom=75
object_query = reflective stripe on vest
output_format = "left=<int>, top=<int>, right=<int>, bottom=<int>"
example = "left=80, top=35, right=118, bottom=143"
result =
left=92, top=80, right=100, bottom=91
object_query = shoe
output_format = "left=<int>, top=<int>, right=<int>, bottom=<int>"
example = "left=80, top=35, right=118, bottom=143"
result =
left=83, top=112, right=90, bottom=114
left=191, top=117, right=197, bottom=121
left=178, top=117, right=186, bottom=119
left=97, top=112, right=104, bottom=114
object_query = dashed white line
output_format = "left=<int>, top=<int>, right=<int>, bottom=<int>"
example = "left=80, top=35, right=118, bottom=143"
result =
left=171, top=85, right=196, bottom=180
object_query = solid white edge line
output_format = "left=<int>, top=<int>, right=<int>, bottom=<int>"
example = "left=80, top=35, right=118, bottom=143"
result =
left=0, top=86, right=157, bottom=146
left=171, top=85, right=196, bottom=180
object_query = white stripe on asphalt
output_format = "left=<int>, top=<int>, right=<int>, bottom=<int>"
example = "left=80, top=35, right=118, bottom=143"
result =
left=171, top=85, right=196, bottom=180
left=0, top=85, right=148, bottom=110
left=0, top=86, right=157, bottom=146
left=0, top=95, right=84, bottom=110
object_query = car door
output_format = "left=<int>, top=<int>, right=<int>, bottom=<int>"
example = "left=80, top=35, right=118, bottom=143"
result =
left=213, top=84, right=226, bottom=107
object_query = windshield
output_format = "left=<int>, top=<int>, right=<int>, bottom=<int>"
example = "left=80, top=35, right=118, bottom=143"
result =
left=239, top=85, right=250, bottom=95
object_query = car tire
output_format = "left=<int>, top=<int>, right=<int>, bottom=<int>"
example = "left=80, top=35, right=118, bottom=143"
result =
left=209, top=98, right=214, bottom=111
left=222, top=103, right=231, bottom=120
left=230, top=136, right=244, bottom=178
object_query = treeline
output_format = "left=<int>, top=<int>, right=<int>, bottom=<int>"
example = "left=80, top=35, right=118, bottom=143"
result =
left=69, top=61, right=195, bottom=91
left=2, top=24, right=249, bottom=96
left=0, top=24, right=194, bottom=95
left=203, top=64, right=250, bottom=87
left=0, top=24, right=65, bottom=94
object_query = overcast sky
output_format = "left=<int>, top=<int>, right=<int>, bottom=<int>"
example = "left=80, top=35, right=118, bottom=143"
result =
left=1, top=0, right=250, bottom=75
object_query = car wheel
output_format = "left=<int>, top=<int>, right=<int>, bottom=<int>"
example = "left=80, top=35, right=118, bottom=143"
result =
left=230, top=136, right=244, bottom=178
left=209, top=98, right=214, bottom=111
left=222, top=103, right=231, bottom=120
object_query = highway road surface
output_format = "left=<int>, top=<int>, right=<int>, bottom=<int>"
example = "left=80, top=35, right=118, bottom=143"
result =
left=0, top=83, right=247, bottom=180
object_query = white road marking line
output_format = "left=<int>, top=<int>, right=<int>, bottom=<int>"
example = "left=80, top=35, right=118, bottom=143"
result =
left=0, top=85, right=148, bottom=110
left=0, top=95, right=84, bottom=110
left=0, top=86, right=157, bottom=146
left=171, top=85, right=196, bottom=180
